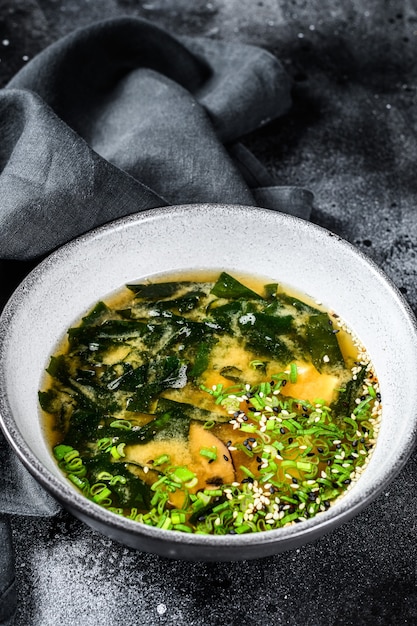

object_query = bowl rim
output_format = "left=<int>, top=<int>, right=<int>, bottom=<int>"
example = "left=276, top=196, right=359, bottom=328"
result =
left=1, top=202, right=417, bottom=553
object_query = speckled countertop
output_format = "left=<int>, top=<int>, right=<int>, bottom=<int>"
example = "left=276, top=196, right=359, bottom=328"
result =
left=1, top=1, right=417, bottom=624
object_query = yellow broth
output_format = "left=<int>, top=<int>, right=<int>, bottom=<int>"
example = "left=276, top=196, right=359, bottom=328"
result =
left=39, top=271, right=381, bottom=534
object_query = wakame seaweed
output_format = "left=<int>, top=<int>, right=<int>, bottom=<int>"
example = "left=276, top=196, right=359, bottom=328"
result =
left=40, top=271, right=381, bottom=534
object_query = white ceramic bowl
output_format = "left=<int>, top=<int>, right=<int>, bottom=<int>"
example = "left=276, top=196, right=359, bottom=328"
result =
left=1, top=204, right=417, bottom=561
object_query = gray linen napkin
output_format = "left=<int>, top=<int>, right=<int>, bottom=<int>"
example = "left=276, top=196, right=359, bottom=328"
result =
left=0, top=16, right=313, bottom=623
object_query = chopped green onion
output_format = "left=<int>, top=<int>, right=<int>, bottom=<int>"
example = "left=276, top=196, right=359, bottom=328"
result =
left=109, top=419, right=132, bottom=430
left=172, top=467, right=196, bottom=483
left=199, top=446, right=218, bottom=461
left=53, top=444, right=74, bottom=461
left=153, top=454, right=170, bottom=466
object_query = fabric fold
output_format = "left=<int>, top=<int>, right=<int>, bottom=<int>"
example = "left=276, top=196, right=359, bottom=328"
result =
left=1, top=16, right=312, bottom=261
left=0, top=518, right=16, bottom=626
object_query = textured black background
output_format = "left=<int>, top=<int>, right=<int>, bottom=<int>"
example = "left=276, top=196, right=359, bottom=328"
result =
left=1, top=1, right=417, bottom=624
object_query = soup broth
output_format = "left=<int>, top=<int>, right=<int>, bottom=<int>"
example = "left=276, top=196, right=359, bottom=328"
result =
left=39, top=271, right=381, bottom=535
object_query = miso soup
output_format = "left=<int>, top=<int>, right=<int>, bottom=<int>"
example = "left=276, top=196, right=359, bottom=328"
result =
left=39, top=271, right=381, bottom=535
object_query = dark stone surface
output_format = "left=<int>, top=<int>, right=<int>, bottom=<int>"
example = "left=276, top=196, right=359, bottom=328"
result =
left=1, top=1, right=417, bottom=624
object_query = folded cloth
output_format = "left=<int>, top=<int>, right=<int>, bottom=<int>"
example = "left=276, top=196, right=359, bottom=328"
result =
left=0, top=16, right=313, bottom=623
left=0, top=16, right=312, bottom=261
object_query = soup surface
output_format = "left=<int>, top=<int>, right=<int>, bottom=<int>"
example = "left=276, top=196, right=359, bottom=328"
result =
left=39, top=272, right=381, bottom=535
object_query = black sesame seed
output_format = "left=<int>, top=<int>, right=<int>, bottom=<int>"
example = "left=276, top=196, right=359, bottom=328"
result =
left=273, top=406, right=279, bottom=413
left=324, top=500, right=331, bottom=508
left=280, top=427, right=286, bottom=435
left=352, top=440, right=358, bottom=447
left=208, top=459, right=214, bottom=464
left=223, top=455, right=229, bottom=462
left=343, top=478, right=351, bottom=484
left=292, top=477, right=298, bottom=484
left=256, top=456, right=262, bottom=463
left=317, top=447, right=324, bottom=453
left=288, top=437, right=293, bottom=444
